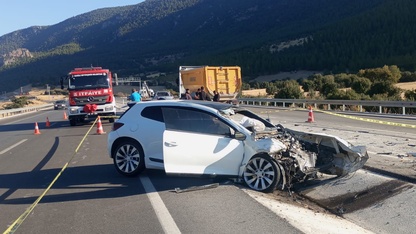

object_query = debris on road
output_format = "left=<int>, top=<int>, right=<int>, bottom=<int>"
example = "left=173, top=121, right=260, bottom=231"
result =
left=174, top=183, right=219, bottom=193
left=407, top=152, right=416, bottom=157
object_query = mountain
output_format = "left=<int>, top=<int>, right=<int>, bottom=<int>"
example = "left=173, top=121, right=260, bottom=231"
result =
left=0, top=0, right=414, bottom=92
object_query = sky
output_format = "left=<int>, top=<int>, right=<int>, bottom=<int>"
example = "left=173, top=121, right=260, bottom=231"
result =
left=0, top=0, right=145, bottom=37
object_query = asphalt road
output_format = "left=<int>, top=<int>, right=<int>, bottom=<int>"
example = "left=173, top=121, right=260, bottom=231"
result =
left=1, top=104, right=415, bottom=233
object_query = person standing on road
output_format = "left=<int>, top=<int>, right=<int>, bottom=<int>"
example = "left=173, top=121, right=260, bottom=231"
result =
left=185, top=89, right=192, bottom=100
left=213, top=90, right=220, bottom=102
left=200, top=86, right=211, bottom=101
left=130, top=88, right=141, bottom=102
left=194, top=88, right=201, bottom=100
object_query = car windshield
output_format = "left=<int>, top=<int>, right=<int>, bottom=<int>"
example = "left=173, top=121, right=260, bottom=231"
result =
left=55, top=100, right=65, bottom=104
left=157, top=92, right=170, bottom=96
left=68, top=73, right=109, bottom=90
left=219, top=107, right=276, bottom=132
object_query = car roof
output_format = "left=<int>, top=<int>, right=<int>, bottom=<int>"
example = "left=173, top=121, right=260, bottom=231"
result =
left=124, top=100, right=276, bottom=127
left=134, top=100, right=233, bottom=111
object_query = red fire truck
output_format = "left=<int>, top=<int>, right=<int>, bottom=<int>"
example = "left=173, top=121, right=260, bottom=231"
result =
left=60, top=67, right=117, bottom=126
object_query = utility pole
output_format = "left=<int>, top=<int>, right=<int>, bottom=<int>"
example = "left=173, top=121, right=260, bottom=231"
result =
left=46, top=84, right=51, bottom=100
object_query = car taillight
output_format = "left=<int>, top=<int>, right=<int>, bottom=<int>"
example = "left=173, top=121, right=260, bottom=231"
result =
left=112, top=122, right=124, bottom=131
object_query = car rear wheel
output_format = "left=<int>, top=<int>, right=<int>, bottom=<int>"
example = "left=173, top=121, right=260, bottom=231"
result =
left=243, top=155, right=280, bottom=193
left=113, top=140, right=145, bottom=176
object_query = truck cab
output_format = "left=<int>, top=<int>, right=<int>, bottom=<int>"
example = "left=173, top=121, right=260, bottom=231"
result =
left=61, top=67, right=116, bottom=126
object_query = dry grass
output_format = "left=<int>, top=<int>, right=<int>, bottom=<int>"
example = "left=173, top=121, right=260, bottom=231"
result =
left=395, top=81, right=416, bottom=91
left=242, top=89, right=268, bottom=97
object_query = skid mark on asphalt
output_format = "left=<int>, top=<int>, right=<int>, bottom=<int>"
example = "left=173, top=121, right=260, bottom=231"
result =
left=309, top=180, right=413, bottom=215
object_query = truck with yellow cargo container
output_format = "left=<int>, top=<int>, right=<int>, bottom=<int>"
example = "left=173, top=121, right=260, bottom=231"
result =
left=178, top=66, right=242, bottom=102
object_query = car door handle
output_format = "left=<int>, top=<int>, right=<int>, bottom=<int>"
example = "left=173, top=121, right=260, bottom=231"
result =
left=164, top=141, right=177, bottom=147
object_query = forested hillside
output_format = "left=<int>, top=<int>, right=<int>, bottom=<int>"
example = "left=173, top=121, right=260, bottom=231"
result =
left=0, top=0, right=415, bottom=93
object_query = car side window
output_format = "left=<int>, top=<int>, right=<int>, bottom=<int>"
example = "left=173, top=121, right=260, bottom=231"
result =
left=162, top=107, right=231, bottom=136
left=141, top=106, right=164, bottom=122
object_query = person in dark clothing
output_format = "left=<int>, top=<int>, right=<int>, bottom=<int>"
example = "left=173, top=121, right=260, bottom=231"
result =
left=213, top=90, right=220, bottom=102
left=194, top=88, right=201, bottom=100
left=200, top=86, right=208, bottom=101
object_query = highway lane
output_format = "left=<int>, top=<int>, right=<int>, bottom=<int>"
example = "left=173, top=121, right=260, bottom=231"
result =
left=0, top=109, right=301, bottom=233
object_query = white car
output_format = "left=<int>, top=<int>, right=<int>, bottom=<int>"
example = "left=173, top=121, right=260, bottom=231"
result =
left=107, top=100, right=368, bottom=192
left=152, top=91, right=174, bottom=100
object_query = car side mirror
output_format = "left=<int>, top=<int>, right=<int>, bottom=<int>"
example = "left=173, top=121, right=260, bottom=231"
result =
left=234, top=131, right=246, bottom=141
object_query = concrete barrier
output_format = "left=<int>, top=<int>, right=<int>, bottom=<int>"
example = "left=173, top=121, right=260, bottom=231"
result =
left=0, top=104, right=53, bottom=119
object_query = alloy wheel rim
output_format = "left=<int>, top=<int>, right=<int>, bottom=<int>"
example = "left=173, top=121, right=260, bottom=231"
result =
left=244, top=157, right=276, bottom=191
left=115, top=144, right=140, bottom=173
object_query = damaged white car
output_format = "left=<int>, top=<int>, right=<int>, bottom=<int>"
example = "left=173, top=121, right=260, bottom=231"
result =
left=108, top=100, right=369, bottom=192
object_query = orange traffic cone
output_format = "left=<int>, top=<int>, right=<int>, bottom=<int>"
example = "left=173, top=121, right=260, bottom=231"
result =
left=306, top=106, right=315, bottom=123
left=95, top=116, right=105, bottom=135
left=63, top=112, right=68, bottom=120
left=46, top=117, right=51, bottom=127
left=34, top=122, right=41, bottom=134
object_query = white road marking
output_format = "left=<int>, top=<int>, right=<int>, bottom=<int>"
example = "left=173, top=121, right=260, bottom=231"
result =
left=140, top=175, right=181, bottom=234
left=0, top=139, right=27, bottom=155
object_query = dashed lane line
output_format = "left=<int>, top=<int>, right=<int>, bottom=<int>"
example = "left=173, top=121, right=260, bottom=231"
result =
left=0, top=139, right=27, bottom=155
left=140, top=176, right=181, bottom=234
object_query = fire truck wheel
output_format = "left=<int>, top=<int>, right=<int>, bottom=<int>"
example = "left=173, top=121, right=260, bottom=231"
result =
left=69, top=118, right=77, bottom=126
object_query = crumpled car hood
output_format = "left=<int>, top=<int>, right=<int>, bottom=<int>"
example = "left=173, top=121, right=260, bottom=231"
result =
left=254, top=137, right=287, bottom=153
left=250, top=128, right=369, bottom=177
left=284, top=129, right=369, bottom=176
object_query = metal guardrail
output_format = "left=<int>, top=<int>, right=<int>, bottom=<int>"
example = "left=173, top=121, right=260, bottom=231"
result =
left=0, top=104, right=53, bottom=119
left=1, top=99, right=416, bottom=118
left=238, top=98, right=416, bottom=115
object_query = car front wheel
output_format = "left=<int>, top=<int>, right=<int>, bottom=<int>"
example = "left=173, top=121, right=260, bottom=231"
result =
left=113, top=140, right=145, bottom=176
left=243, top=155, right=280, bottom=193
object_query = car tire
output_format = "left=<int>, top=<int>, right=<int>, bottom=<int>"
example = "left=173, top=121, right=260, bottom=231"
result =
left=113, top=140, right=145, bottom=177
left=243, top=154, right=280, bottom=193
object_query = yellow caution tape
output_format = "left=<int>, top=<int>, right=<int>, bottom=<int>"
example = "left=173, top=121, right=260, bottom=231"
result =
left=253, top=106, right=416, bottom=129
left=319, top=109, right=416, bottom=129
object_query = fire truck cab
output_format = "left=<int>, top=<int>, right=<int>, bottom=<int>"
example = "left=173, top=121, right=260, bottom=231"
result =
left=61, top=67, right=116, bottom=126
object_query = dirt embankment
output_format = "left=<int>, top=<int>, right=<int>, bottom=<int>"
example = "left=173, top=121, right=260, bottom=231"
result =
left=0, top=89, right=66, bottom=110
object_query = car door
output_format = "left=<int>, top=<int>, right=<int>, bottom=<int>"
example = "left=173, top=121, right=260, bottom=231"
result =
left=162, top=107, right=245, bottom=176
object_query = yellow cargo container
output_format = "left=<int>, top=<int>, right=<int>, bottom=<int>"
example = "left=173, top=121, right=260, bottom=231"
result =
left=179, top=66, right=242, bottom=101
